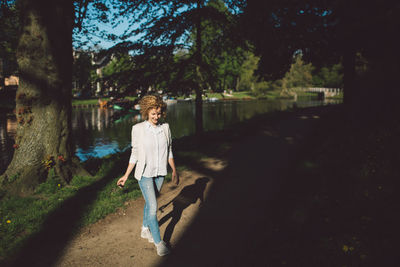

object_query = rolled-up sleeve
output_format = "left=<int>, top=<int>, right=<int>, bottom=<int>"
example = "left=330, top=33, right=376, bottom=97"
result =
left=129, top=126, right=138, bottom=164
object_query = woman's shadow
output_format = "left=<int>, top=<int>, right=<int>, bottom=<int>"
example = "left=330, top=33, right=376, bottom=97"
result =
left=159, top=177, right=210, bottom=243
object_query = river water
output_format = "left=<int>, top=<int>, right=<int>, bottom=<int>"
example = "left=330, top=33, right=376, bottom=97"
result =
left=0, top=98, right=341, bottom=174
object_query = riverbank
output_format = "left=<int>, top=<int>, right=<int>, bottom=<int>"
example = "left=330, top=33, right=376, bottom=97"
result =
left=180, top=89, right=343, bottom=102
left=1, top=104, right=397, bottom=266
left=1, top=90, right=342, bottom=111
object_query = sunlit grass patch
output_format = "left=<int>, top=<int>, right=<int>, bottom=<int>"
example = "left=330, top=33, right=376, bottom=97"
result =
left=80, top=178, right=142, bottom=226
left=0, top=194, right=60, bottom=260
left=72, top=96, right=138, bottom=106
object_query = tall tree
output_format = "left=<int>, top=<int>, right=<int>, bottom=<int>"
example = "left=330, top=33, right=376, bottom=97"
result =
left=283, top=54, right=313, bottom=89
left=112, top=0, right=244, bottom=134
left=312, top=63, right=343, bottom=88
left=236, top=51, right=259, bottom=91
left=0, top=0, right=80, bottom=195
left=333, top=0, right=400, bottom=114
left=72, top=50, right=94, bottom=97
left=198, top=0, right=249, bottom=93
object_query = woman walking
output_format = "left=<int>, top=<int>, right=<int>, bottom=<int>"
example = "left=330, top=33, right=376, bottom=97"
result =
left=117, top=95, right=179, bottom=256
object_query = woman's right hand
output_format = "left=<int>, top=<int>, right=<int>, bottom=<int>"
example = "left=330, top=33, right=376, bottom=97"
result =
left=117, top=175, right=128, bottom=187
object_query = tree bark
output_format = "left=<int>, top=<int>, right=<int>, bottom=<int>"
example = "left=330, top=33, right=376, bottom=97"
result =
left=343, top=47, right=356, bottom=107
left=195, top=79, right=203, bottom=136
left=338, top=0, right=357, bottom=116
left=0, top=0, right=80, bottom=195
left=194, top=1, right=204, bottom=135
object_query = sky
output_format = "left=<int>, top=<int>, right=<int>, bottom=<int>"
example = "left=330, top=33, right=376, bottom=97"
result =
left=74, top=19, right=138, bottom=50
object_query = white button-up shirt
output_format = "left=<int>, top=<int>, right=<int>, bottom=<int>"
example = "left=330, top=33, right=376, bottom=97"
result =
left=129, top=121, right=173, bottom=178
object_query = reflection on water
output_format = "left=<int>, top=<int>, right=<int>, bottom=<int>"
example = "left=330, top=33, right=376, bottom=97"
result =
left=0, top=98, right=341, bottom=173
left=71, top=108, right=141, bottom=161
left=0, top=116, right=17, bottom=174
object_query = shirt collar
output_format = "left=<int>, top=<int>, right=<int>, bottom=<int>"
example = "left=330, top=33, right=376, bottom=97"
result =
left=145, top=120, right=163, bottom=133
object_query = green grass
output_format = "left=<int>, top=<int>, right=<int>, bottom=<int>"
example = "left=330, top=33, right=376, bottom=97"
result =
left=72, top=96, right=137, bottom=106
left=263, top=89, right=281, bottom=99
left=0, top=153, right=132, bottom=261
left=72, top=98, right=102, bottom=105
left=233, top=91, right=255, bottom=98
left=0, top=183, right=76, bottom=259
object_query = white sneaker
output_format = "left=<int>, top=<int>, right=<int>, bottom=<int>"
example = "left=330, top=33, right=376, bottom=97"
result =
left=155, top=241, right=170, bottom=256
left=141, top=226, right=154, bottom=243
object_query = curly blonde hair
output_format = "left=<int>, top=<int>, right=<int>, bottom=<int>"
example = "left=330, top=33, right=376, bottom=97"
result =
left=138, top=95, right=167, bottom=120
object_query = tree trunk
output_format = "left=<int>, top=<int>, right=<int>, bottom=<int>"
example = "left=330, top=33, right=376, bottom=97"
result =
left=194, top=1, right=203, bottom=135
left=335, top=0, right=357, bottom=121
left=195, top=82, right=203, bottom=136
left=0, top=0, right=79, bottom=195
left=343, top=47, right=356, bottom=107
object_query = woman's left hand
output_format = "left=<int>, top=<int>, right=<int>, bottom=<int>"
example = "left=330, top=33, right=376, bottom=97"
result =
left=172, top=170, right=179, bottom=185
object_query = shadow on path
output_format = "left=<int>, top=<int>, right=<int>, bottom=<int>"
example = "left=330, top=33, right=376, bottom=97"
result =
left=158, top=106, right=334, bottom=266
left=159, top=177, right=210, bottom=243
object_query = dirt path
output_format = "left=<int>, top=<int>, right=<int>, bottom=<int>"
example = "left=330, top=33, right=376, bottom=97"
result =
left=15, top=106, right=330, bottom=267
left=54, top=165, right=222, bottom=267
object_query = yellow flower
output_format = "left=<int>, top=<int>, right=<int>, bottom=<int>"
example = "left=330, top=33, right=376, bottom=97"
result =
left=342, top=245, right=349, bottom=252
left=6, top=220, right=11, bottom=224
left=58, top=184, right=61, bottom=187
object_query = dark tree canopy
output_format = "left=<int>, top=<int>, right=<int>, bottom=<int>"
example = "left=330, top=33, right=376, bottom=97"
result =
left=0, top=0, right=20, bottom=76
left=242, top=0, right=400, bottom=117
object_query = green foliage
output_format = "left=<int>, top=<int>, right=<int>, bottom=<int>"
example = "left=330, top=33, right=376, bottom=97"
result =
left=236, top=51, right=260, bottom=91
left=0, top=1, right=20, bottom=76
left=283, top=54, right=314, bottom=89
left=73, top=1, right=113, bottom=48
left=251, top=81, right=271, bottom=97
left=251, top=79, right=283, bottom=98
left=109, top=0, right=246, bottom=97
left=101, top=54, right=135, bottom=95
left=194, top=0, right=247, bottom=93
left=312, top=63, right=343, bottom=88
left=72, top=51, right=94, bottom=97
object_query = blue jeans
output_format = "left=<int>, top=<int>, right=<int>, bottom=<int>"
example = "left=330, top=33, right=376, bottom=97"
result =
left=138, top=176, right=164, bottom=244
